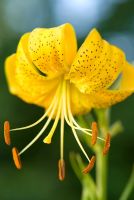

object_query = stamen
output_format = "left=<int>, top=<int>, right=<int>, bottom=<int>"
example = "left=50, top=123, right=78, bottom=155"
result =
left=58, top=159, right=65, bottom=181
left=71, top=115, right=92, bottom=132
left=4, top=120, right=11, bottom=145
left=12, top=147, right=22, bottom=169
left=103, top=133, right=111, bottom=155
left=58, top=82, right=65, bottom=181
left=91, top=122, right=98, bottom=145
left=82, top=156, right=96, bottom=174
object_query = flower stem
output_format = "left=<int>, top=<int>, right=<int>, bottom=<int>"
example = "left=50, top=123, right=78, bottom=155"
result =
left=96, top=145, right=107, bottom=200
left=95, top=108, right=110, bottom=200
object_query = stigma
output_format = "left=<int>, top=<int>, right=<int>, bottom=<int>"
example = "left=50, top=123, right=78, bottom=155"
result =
left=4, top=80, right=110, bottom=180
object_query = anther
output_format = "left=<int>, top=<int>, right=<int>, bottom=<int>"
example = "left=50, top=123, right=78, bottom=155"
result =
left=58, top=159, right=65, bottom=181
left=103, top=133, right=111, bottom=155
left=82, top=156, right=96, bottom=174
left=4, top=121, right=11, bottom=145
left=91, top=122, right=98, bottom=145
left=12, top=147, right=22, bottom=170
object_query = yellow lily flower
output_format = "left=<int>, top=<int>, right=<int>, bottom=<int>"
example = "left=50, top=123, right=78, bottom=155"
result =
left=5, top=23, right=134, bottom=179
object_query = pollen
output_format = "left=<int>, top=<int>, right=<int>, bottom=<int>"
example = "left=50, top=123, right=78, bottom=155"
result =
left=4, top=120, right=11, bottom=146
left=103, top=133, right=111, bottom=155
left=91, top=122, right=98, bottom=145
left=58, top=159, right=65, bottom=181
left=82, top=155, right=96, bottom=174
left=12, top=147, right=22, bottom=170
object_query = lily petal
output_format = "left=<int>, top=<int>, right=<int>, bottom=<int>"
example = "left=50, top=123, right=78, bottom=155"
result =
left=5, top=33, right=60, bottom=108
left=70, top=84, right=92, bottom=115
left=28, top=23, right=77, bottom=78
left=89, top=62, right=134, bottom=108
left=5, top=54, right=18, bottom=94
left=68, top=29, right=125, bottom=94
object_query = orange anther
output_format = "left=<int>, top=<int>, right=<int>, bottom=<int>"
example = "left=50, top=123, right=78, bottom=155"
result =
left=12, top=147, right=22, bottom=170
left=103, top=133, right=111, bottom=155
left=91, top=122, right=98, bottom=145
left=4, top=121, right=11, bottom=145
left=58, top=159, right=65, bottom=181
left=82, top=156, right=96, bottom=174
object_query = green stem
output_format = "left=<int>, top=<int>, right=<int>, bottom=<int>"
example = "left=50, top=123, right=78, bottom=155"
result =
left=96, top=146, right=107, bottom=200
left=75, top=109, right=127, bottom=200
left=78, top=111, right=109, bottom=200
left=95, top=108, right=110, bottom=200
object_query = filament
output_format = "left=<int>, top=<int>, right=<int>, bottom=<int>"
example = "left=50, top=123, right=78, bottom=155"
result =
left=19, top=95, right=59, bottom=155
left=62, top=82, right=93, bottom=134
left=67, top=103, right=104, bottom=142
left=60, top=110, right=64, bottom=160
left=10, top=85, right=61, bottom=132
left=60, top=90, right=65, bottom=160
left=67, top=83, right=90, bottom=162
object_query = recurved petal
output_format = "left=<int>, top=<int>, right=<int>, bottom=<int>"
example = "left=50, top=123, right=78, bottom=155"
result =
left=68, top=29, right=125, bottom=94
left=89, top=62, right=134, bottom=108
left=90, top=90, right=131, bottom=108
left=5, top=54, right=18, bottom=94
left=5, top=54, right=38, bottom=103
left=28, top=23, right=77, bottom=78
left=5, top=33, right=60, bottom=108
left=120, top=61, right=134, bottom=90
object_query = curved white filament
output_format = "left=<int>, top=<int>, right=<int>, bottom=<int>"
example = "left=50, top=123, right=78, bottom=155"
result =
left=18, top=85, right=62, bottom=156
left=60, top=90, right=65, bottom=160
left=62, top=82, right=92, bottom=133
left=10, top=85, right=61, bottom=132
left=66, top=84, right=90, bottom=162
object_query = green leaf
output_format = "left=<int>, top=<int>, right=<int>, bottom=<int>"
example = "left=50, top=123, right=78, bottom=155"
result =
left=110, top=121, right=124, bottom=138
left=119, top=166, right=134, bottom=200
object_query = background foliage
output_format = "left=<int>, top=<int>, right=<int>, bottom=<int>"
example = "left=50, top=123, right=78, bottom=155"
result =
left=0, top=0, right=134, bottom=199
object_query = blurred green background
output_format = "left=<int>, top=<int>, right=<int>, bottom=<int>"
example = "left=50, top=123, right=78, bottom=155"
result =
left=0, top=0, right=134, bottom=199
